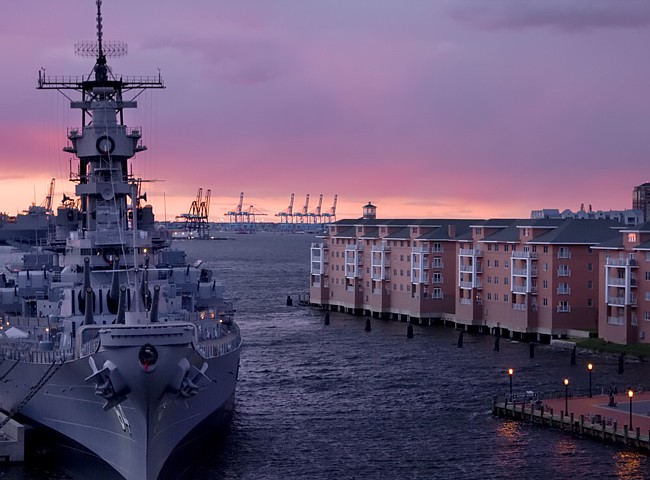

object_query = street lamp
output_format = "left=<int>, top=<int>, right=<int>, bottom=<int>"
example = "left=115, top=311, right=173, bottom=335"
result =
left=628, top=389, right=634, bottom=429
left=587, top=363, right=593, bottom=398
left=564, top=378, right=569, bottom=415
left=508, top=368, right=514, bottom=397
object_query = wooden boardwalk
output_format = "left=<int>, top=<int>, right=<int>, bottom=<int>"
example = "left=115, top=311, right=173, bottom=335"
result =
left=493, top=392, right=650, bottom=452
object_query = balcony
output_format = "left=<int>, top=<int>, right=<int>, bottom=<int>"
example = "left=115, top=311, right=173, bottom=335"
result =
left=412, top=246, right=429, bottom=254
left=512, top=268, right=538, bottom=277
left=607, top=278, right=626, bottom=287
left=607, top=316, right=624, bottom=325
left=512, top=251, right=537, bottom=259
left=512, top=303, right=527, bottom=311
left=459, top=248, right=482, bottom=256
left=607, top=295, right=637, bottom=306
left=459, top=298, right=473, bottom=305
left=606, top=257, right=638, bottom=267
left=557, top=287, right=571, bottom=295
left=557, top=269, right=571, bottom=277
left=459, top=264, right=476, bottom=273
left=372, top=243, right=390, bottom=253
left=556, top=305, right=571, bottom=313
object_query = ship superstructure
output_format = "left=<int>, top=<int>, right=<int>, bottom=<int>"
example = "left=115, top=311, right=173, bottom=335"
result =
left=0, top=2, right=241, bottom=479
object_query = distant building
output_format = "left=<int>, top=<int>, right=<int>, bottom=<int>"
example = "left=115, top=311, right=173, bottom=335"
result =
left=633, top=183, right=650, bottom=223
left=531, top=204, right=643, bottom=226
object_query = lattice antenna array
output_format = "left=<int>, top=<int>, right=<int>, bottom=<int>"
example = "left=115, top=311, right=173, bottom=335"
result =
left=74, top=0, right=127, bottom=59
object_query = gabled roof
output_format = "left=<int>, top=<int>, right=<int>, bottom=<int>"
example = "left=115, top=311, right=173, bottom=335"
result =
left=526, top=219, right=622, bottom=245
left=332, top=226, right=357, bottom=238
left=384, top=227, right=412, bottom=239
left=417, top=220, right=476, bottom=241
left=481, top=223, right=521, bottom=243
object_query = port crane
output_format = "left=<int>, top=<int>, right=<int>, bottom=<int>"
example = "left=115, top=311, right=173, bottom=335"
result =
left=308, top=194, right=323, bottom=224
left=39, top=178, right=56, bottom=214
left=225, top=192, right=245, bottom=224
left=176, top=188, right=211, bottom=238
left=275, top=193, right=295, bottom=224
left=321, top=194, right=337, bottom=223
left=294, top=194, right=310, bottom=224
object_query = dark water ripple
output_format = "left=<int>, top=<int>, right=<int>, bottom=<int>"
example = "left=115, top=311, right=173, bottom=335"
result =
left=2, top=234, right=650, bottom=479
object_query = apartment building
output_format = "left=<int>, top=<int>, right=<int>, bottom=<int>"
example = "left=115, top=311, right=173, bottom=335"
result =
left=310, top=205, right=637, bottom=343
left=594, top=222, right=650, bottom=344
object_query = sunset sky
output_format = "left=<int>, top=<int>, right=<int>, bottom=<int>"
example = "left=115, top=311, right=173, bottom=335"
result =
left=1, top=0, right=649, bottom=222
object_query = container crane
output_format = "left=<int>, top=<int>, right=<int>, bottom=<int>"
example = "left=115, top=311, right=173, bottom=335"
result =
left=176, top=188, right=211, bottom=238
left=40, top=178, right=56, bottom=214
left=275, top=193, right=295, bottom=224
left=225, top=192, right=245, bottom=224
left=294, top=194, right=310, bottom=224
left=321, top=194, right=337, bottom=223
left=309, top=194, right=323, bottom=224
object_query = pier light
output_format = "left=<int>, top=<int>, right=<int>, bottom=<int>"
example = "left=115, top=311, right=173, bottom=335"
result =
left=628, top=389, right=634, bottom=429
left=564, top=378, right=569, bottom=415
left=587, top=363, right=593, bottom=398
left=508, top=368, right=514, bottom=397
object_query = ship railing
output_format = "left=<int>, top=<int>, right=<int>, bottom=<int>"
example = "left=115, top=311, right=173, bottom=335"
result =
left=0, top=345, right=74, bottom=364
left=196, top=330, right=242, bottom=359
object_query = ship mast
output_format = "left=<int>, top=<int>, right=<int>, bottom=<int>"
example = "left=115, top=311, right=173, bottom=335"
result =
left=37, top=0, right=164, bottom=269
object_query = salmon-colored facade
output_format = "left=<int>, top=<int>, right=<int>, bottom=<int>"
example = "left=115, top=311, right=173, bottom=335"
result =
left=309, top=206, right=645, bottom=345
left=594, top=222, right=650, bottom=345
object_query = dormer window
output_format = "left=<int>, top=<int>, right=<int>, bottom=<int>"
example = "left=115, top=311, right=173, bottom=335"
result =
left=628, top=233, right=637, bottom=243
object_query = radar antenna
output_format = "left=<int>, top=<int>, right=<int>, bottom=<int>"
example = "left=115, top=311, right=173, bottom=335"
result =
left=74, top=0, right=127, bottom=81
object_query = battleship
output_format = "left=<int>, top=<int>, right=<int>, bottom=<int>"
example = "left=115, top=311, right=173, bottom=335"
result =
left=0, top=2, right=241, bottom=479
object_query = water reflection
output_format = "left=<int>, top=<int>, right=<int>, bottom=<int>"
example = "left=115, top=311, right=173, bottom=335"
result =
left=614, top=450, right=650, bottom=480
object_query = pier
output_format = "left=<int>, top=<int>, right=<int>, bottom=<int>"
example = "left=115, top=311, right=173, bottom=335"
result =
left=493, top=391, right=650, bottom=452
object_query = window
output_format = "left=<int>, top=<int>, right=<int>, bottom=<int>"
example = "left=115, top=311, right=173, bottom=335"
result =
left=557, top=300, right=570, bottom=312
left=523, top=228, right=529, bottom=236
left=494, top=260, right=499, bottom=268
left=504, top=277, right=509, bottom=285
left=494, top=294, right=499, bottom=301
left=487, top=276, right=492, bottom=284
left=645, top=311, right=650, bottom=321
left=504, top=245, right=509, bottom=252
left=543, top=298, right=548, bottom=306
left=543, top=263, right=548, bottom=272
left=475, top=228, right=482, bottom=235
left=558, top=247, right=570, bottom=259
left=487, top=260, right=492, bottom=268
left=646, top=272, right=650, bottom=281
left=488, top=244, right=492, bottom=251
left=433, top=288, right=443, bottom=299
left=558, top=265, right=571, bottom=277
left=433, top=273, right=443, bottom=284
left=504, top=294, right=509, bottom=302
left=543, top=280, right=548, bottom=289
left=433, top=257, right=443, bottom=268
left=646, top=291, right=650, bottom=302
left=587, top=299, right=593, bottom=307
left=587, top=262, right=593, bottom=272
left=494, top=277, right=499, bottom=284
left=543, top=246, right=548, bottom=253
left=495, top=244, right=500, bottom=252
left=487, top=293, right=492, bottom=300
left=433, top=243, right=443, bottom=253
left=587, top=280, right=593, bottom=289
left=628, top=233, right=637, bottom=243
left=504, top=260, right=509, bottom=268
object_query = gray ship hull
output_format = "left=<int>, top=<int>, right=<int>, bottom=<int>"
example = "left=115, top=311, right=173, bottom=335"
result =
left=0, top=329, right=240, bottom=480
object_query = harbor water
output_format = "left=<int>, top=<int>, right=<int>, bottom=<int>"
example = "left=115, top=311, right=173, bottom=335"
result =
left=2, top=233, right=650, bottom=479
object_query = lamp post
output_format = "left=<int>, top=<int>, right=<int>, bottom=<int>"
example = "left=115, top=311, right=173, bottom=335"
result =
left=564, top=378, right=569, bottom=415
left=628, top=389, right=634, bottom=429
left=508, top=368, right=514, bottom=397
left=587, top=363, right=593, bottom=398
